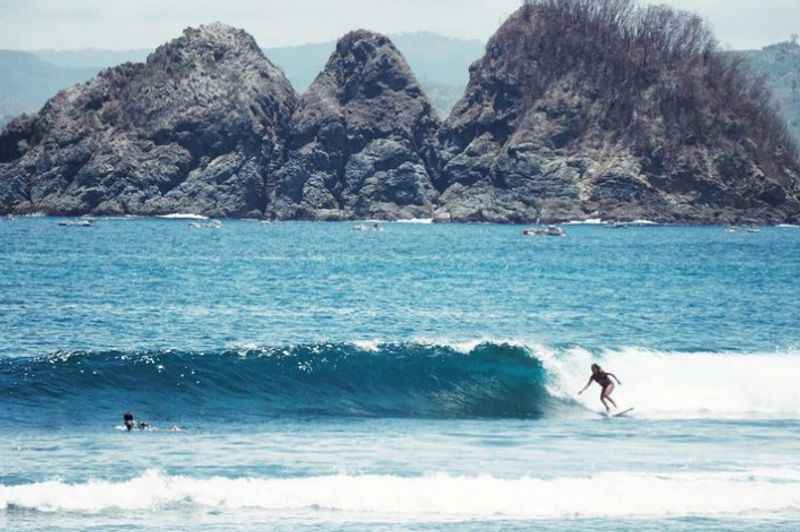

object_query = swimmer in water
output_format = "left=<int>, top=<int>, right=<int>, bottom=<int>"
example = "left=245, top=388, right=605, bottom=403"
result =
left=122, top=412, right=149, bottom=431
left=578, top=363, right=622, bottom=412
left=123, top=412, right=135, bottom=431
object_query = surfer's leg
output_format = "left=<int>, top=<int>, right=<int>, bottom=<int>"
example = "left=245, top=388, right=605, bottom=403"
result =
left=600, top=391, right=610, bottom=412
left=602, top=384, right=618, bottom=409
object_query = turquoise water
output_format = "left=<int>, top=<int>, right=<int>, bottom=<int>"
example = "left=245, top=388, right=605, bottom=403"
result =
left=1, top=217, right=799, bottom=530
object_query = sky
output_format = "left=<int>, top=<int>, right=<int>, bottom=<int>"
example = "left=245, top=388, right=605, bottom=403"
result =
left=0, top=0, right=797, bottom=51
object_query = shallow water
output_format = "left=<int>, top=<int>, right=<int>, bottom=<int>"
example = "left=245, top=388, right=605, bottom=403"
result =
left=1, top=218, right=799, bottom=530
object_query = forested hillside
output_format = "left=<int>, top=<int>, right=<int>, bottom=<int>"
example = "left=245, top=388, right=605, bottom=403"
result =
left=742, top=39, right=800, bottom=142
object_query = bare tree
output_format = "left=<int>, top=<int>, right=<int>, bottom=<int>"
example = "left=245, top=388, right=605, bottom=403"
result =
left=499, top=0, right=799, bottom=163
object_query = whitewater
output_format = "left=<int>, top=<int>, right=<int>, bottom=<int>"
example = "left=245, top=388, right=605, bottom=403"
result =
left=1, top=218, right=799, bottom=531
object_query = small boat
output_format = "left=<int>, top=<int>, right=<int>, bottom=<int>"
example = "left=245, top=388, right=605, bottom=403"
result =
left=353, top=223, right=384, bottom=232
left=523, top=225, right=566, bottom=237
left=189, top=220, right=223, bottom=229
left=58, top=219, right=95, bottom=227
left=726, top=225, right=760, bottom=233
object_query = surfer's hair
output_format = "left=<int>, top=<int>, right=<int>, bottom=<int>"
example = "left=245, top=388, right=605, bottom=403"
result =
left=591, top=363, right=601, bottom=372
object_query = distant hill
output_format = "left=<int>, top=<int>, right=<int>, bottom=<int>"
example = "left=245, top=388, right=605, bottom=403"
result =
left=31, top=48, right=150, bottom=69
left=0, top=51, right=97, bottom=126
left=741, top=40, right=800, bottom=143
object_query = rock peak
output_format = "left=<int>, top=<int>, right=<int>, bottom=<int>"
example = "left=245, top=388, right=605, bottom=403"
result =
left=336, top=30, right=393, bottom=52
left=0, top=23, right=297, bottom=217
left=185, top=22, right=247, bottom=43
left=319, top=30, right=421, bottom=101
left=154, top=22, right=263, bottom=61
left=265, top=30, right=441, bottom=221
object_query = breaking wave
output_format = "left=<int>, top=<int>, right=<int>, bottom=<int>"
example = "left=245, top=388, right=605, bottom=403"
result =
left=1, top=341, right=799, bottom=423
left=2, top=469, right=799, bottom=519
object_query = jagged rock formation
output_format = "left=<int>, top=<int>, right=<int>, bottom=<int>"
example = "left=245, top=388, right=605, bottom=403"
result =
left=265, top=30, right=440, bottom=220
left=2, top=2, right=799, bottom=224
left=0, top=23, right=296, bottom=217
left=435, top=0, right=800, bottom=224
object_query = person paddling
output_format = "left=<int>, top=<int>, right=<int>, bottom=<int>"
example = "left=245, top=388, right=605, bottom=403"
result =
left=578, top=363, right=621, bottom=412
left=122, top=411, right=149, bottom=431
left=123, top=412, right=135, bottom=431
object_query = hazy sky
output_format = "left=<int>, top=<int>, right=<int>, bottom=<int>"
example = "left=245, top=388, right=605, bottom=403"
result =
left=0, top=0, right=797, bottom=51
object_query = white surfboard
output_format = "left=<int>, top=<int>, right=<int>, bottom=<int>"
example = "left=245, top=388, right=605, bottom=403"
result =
left=612, top=407, right=634, bottom=417
left=600, top=407, right=634, bottom=418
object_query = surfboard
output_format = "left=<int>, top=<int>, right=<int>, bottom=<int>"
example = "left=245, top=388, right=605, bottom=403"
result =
left=600, top=407, right=634, bottom=418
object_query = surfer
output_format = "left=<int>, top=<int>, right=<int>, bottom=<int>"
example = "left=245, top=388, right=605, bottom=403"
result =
left=122, top=412, right=149, bottom=431
left=578, top=363, right=621, bottom=412
left=123, top=412, right=135, bottom=431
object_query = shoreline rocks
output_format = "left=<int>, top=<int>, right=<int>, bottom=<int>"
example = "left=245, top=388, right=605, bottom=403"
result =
left=2, top=11, right=799, bottom=225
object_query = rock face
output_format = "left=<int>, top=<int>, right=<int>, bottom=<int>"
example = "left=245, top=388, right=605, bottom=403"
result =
left=2, top=5, right=800, bottom=224
left=265, top=30, right=440, bottom=220
left=0, top=23, right=296, bottom=217
left=436, top=2, right=800, bottom=224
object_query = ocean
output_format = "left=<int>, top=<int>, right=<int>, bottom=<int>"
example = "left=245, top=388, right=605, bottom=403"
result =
left=1, top=217, right=799, bottom=531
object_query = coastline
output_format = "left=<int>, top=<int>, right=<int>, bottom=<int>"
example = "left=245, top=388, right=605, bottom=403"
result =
left=3, top=211, right=797, bottom=226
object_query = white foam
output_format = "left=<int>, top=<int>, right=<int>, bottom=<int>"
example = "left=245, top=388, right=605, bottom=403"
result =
left=542, top=346, right=800, bottom=419
left=1, top=470, right=798, bottom=519
left=394, top=218, right=434, bottom=224
left=402, top=339, right=800, bottom=419
left=411, top=337, right=532, bottom=354
left=777, top=224, right=799, bottom=228
left=157, top=213, right=209, bottom=220
left=352, top=339, right=382, bottom=352
left=565, top=218, right=606, bottom=225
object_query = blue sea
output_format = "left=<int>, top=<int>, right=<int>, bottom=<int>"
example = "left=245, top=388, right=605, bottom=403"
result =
left=1, top=216, right=799, bottom=531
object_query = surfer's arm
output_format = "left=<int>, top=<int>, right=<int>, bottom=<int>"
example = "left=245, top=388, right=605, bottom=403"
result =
left=578, top=377, right=593, bottom=394
left=609, top=373, right=621, bottom=384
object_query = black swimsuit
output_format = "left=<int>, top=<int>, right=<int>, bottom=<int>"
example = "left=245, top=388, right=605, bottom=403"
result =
left=593, top=372, right=612, bottom=388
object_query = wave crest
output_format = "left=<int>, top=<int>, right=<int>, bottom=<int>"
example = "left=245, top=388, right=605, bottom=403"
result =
left=3, top=341, right=800, bottom=423
left=3, top=469, right=799, bottom=519
left=0, top=342, right=555, bottom=422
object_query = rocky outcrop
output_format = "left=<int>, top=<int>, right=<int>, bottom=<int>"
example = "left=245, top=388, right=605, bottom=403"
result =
left=265, top=30, right=440, bottom=220
left=0, top=23, right=296, bottom=217
left=2, top=4, right=799, bottom=224
left=435, top=2, right=800, bottom=224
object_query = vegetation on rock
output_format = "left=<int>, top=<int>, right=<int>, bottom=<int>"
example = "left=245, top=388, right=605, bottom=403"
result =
left=436, top=0, right=800, bottom=223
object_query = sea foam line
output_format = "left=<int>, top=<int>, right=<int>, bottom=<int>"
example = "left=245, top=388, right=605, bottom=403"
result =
left=2, top=470, right=798, bottom=519
left=156, top=213, right=209, bottom=220
left=394, top=218, right=434, bottom=224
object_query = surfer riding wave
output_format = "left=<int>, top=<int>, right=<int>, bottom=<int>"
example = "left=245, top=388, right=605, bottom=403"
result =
left=578, top=363, right=622, bottom=412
